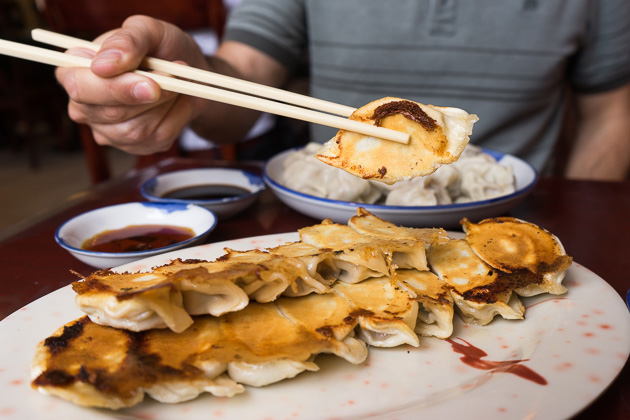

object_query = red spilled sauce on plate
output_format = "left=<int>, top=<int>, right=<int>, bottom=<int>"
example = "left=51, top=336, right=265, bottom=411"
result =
left=447, top=337, right=547, bottom=385
left=82, top=225, right=195, bottom=253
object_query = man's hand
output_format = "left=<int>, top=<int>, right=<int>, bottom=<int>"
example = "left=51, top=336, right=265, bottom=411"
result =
left=55, top=15, right=290, bottom=155
left=56, top=15, right=208, bottom=155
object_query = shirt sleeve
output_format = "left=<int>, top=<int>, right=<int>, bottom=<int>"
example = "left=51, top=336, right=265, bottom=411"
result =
left=569, top=0, right=630, bottom=93
left=223, top=0, right=307, bottom=71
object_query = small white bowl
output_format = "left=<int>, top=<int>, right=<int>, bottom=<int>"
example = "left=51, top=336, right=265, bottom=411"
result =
left=55, top=202, right=217, bottom=269
left=140, top=168, right=265, bottom=219
left=264, top=147, right=538, bottom=228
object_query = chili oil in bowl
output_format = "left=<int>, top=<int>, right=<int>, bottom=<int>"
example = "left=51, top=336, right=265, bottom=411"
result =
left=55, top=202, right=217, bottom=269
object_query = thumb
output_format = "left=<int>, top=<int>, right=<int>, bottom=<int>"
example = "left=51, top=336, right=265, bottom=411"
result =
left=91, top=15, right=163, bottom=77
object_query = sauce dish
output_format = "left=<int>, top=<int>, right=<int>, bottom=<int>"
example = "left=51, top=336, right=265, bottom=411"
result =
left=55, top=202, right=217, bottom=269
left=140, top=168, right=265, bottom=219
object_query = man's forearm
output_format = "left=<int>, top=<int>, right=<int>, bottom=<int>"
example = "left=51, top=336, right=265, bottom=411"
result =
left=564, top=85, right=630, bottom=181
left=188, top=42, right=290, bottom=145
left=187, top=56, right=266, bottom=145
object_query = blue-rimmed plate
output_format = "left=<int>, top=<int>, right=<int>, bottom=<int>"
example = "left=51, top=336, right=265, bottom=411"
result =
left=55, top=202, right=217, bottom=269
left=263, top=147, right=538, bottom=228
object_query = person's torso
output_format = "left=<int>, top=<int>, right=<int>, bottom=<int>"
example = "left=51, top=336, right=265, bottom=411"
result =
left=305, top=0, right=592, bottom=170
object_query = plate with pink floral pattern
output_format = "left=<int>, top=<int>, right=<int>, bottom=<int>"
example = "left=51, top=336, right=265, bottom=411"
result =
left=0, top=233, right=628, bottom=420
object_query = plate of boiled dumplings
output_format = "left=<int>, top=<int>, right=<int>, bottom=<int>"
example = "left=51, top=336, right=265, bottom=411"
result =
left=263, top=143, right=537, bottom=228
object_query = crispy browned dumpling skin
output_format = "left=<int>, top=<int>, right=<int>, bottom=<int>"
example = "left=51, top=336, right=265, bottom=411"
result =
left=31, top=292, right=370, bottom=409
left=461, top=217, right=572, bottom=296
left=348, top=207, right=448, bottom=244
left=70, top=210, right=446, bottom=335
left=316, top=97, right=478, bottom=183
left=427, top=239, right=525, bottom=325
left=299, top=218, right=430, bottom=274
left=31, top=209, right=575, bottom=411
left=395, top=269, right=454, bottom=338
left=333, top=276, right=420, bottom=347
left=31, top=275, right=442, bottom=409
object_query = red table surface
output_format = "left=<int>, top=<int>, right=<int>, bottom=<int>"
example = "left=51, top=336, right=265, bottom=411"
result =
left=1, top=157, right=628, bottom=419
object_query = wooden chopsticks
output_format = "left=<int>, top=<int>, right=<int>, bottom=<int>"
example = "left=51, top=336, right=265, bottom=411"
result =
left=32, top=29, right=357, bottom=118
left=0, top=29, right=410, bottom=144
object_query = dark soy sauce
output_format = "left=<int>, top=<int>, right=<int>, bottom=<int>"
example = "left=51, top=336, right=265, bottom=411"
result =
left=162, top=184, right=250, bottom=200
left=82, top=225, right=195, bottom=253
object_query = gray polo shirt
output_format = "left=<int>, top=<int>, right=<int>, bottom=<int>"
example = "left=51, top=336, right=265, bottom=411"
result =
left=224, top=0, right=630, bottom=172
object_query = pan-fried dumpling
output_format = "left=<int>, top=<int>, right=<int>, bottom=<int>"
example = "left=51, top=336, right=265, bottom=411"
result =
left=395, top=269, right=454, bottom=339
left=72, top=269, right=205, bottom=333
left=333, top=277, right=420, bottom=347
left=297, top=222, right=390, bottom=282
left=73, top=255, right=307, bottom=333
left=70, top=210, right=442, bottom=334
left=348, top=207, right=448, bottom=245
left=33, top=208, right=577, bottom=411
left=32, top=293, right=369, bottom=409
left=155, top=256, right=294, bottom=302
left=461, top=217, right=572, bottom=296
left=427, top=239, right=525, bottom=325
left=219, top=297, right=368, bottom=385
left=316, top=97, right=478, bottom=183
left=31, top=316, right=243, bottom=409
left=231, top=244, right=333, bottom=296
left=72, top=248, right=334, bottom=333
left=299, top=218, right=429, bottom=273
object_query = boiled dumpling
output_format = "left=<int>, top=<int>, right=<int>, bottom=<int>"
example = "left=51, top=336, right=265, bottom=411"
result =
left=450, top=146, right=515, bottom=203
left=282, top=143, right=381, bottom=203
left=384, top=177, right=439, bottom=206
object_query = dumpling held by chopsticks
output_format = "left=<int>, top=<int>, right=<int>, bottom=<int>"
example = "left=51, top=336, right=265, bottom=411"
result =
left=316, top=97, right=478, bottom=184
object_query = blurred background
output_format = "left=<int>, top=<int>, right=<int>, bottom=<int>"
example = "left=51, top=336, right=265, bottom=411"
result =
left=0, top=0, right=132, bottom=239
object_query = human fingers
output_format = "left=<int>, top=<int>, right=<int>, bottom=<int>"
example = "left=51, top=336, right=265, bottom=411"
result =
left=89, top=16, right=163, bottom=77
left=90, top=15, right=205, bottom=78
left=57, top=47, right=167, bottom=111
left=88, top=94, right=194, bottom=155
left=59, top=48, right=183, bottom=155
left=67, top=81, right=183, bottom=154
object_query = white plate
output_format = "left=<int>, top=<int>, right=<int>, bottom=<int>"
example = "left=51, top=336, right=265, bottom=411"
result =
left=1, top=233, right=628, bottom=420
left=264, top=148, right=538, bottom=228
